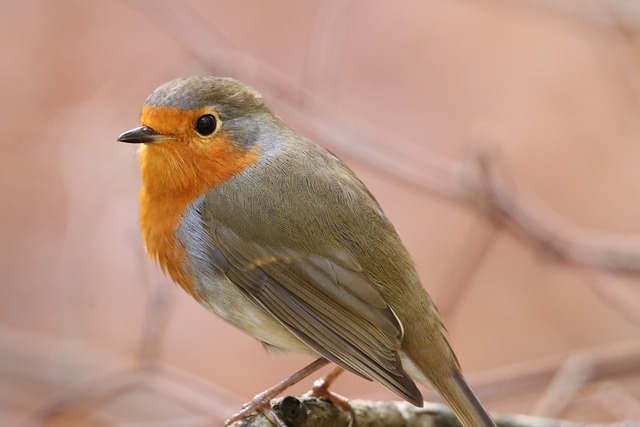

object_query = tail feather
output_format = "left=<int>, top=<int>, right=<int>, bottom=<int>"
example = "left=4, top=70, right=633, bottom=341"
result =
left=437, top=373, right=496, bottom=427
left=403, top=351, right=496, bottom=427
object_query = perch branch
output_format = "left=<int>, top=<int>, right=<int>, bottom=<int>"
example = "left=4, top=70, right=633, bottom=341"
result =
left=229, top=397, right=639, bottom=427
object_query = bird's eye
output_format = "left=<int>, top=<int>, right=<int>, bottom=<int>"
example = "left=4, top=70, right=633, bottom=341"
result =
left=195, top=114, right=217, bottom=136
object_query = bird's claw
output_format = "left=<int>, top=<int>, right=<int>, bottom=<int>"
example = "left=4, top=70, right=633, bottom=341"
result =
left=304, top=379, right=356, bottom=427
left=225, top=391, right=288, bottom=427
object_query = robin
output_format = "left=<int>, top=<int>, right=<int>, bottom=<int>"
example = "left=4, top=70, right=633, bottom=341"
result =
left=118, top=76, right=496, bottom=427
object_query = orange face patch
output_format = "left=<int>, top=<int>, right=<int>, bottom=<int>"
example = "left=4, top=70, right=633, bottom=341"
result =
left=141, top=105, right=206, bottom=137
left=137, top=105, right=258, bottom=294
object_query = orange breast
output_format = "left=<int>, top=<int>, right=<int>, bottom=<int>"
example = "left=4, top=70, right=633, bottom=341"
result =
left=139, top=187, right=196, bottom=292
left=137, top=105, right=258, bottom=295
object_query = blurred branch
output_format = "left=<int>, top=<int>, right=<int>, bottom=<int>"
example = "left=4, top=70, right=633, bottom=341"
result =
left=23, top=367, right=148, bottom=427
left=302, top=0, right=352, bottom=100
left=438, top=214, right=501, bottom=319
left=230, top=397, right=639, bottom=427
left=532, top=353, right=596, bottom=418
left=586, top=382, right=640, bottom=420
left=435, top=148, right=640, bottom=331
left=22, top=363, right=239, bottom=426
left=464, top=0, right=640, bottom=33
left=464, top=149, right=640, bottom=275
left=575, top=267, right=640, bottom=329
left=468, top=340, right=640, bottom=402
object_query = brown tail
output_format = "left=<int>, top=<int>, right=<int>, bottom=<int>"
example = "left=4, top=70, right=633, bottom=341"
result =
left=434, top=373, right=496, bottom=427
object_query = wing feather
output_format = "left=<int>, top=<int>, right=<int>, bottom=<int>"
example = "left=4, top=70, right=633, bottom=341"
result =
left=207, top=222, right=422, bottom=405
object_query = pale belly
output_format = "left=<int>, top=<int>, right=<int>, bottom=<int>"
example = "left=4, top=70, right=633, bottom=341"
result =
left=192, top=265, right=314, bottom=355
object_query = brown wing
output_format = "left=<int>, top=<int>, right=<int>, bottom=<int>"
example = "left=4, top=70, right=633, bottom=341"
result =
left=208, top=223, right=422, bottom=405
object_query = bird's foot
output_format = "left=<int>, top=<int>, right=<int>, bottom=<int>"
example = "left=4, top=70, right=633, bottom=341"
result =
left=225, top=358, right=329, bottom=426
left=303, top=367, right=355, bottom=427
left=225, top=388, right=288, bottom=427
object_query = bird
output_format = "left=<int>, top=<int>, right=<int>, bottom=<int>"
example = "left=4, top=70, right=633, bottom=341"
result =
left=118, top=76, right=496, bottom=427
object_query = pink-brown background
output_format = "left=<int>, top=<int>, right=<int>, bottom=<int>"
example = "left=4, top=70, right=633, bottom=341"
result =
left=2, top=1, right=640, bottom=425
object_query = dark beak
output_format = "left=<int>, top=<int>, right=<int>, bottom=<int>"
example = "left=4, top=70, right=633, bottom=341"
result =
left=117, top=126, right=173, bottom=144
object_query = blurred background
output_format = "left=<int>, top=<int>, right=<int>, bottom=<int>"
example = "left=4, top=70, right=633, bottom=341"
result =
left=2, top=0, right=640, bottom=425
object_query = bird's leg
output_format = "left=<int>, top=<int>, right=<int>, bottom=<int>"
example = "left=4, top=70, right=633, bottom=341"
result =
left=225, top=357, right=330, bottom=427
left=304, top=366, right=356, bottom=427
left=306, top=365, right=344, bottom=395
